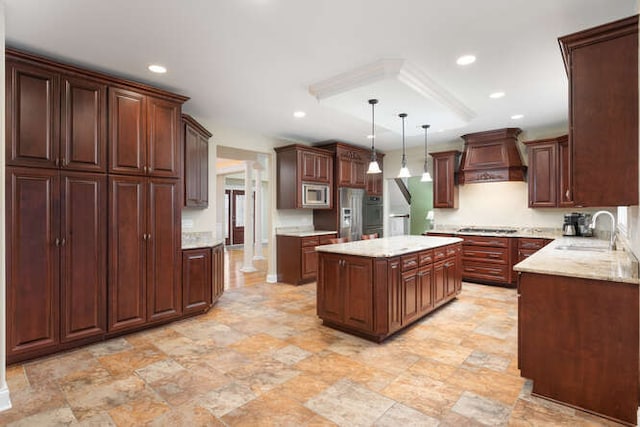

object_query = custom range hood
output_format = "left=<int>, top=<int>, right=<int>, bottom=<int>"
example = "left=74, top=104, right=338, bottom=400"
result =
left=458, top=127, right=526, bottom=184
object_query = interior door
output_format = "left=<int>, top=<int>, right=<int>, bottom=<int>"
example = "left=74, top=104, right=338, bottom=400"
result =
left=224, top=190, right=231, bottom=245
left=231, top=190, right=245, bottom=245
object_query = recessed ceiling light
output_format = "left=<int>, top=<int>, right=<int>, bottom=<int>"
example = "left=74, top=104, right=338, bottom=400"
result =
left=293, top=111, right=306, bottom=118
left=456, top=55, right=476, bottom=66
left=489, top=92, right=505, bottom=99
left=511, top=114, right=524, bottom=120
left=148, top=64, right=167, bottom=74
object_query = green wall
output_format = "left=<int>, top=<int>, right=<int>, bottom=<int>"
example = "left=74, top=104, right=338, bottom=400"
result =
left=408, top=177, right=434, bottom=235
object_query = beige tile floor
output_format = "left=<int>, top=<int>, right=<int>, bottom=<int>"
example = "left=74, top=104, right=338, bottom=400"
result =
left=0, top=248, right=628, bottom=426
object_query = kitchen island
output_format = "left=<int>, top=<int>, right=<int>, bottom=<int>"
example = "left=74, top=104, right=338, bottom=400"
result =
left=315, top=235, right=463, bottom=342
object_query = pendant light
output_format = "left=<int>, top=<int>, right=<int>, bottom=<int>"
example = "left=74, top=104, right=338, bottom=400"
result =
left=397, top=113, right=411, bottom=178
left=366, top=99, right=382, bottom=174
left=420, top=124, right=433, bottom=182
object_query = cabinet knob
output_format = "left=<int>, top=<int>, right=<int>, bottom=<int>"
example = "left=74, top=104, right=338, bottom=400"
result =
left=565, top=189, right=570, bottom=199
left=61, top=238, right=66, bottom=246
left=55, top=158, right=60, bottom=167
left=55, top=238, right=60, bottom=246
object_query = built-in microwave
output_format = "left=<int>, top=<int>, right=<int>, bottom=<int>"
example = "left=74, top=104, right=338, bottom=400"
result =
left=302, top=183, right=330, bottom=208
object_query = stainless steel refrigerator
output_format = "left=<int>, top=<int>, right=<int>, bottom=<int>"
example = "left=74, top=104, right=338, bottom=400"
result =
left=338, top=188, right=364, bottom=241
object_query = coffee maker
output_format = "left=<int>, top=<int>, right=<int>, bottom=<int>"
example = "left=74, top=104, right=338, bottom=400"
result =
left=563, top=213, right=593, bottom=236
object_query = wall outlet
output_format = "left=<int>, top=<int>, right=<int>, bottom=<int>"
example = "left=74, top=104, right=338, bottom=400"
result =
left=182, top=219, right=194, bottom=229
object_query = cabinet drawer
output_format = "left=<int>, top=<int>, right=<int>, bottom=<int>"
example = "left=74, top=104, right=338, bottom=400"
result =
left=434, top=247, right=446, bottom=260
left=463, top=262, right=509, bottom=282
left=445, top=245, right=458, bottom=258
left=318, top=234, right=337, bottom=245
left=401, top=253, right=419, bottom=272
left=518, top=238, right=547, bottom=250
left=462, top=246, right=508, bottom=264
left=462, top=236, right=509, bottom=248
left=518, top=248, right=538, bottom=261
left=418, top=249, right=433, bottom=265
left=302, top=236, right=320, bottom=247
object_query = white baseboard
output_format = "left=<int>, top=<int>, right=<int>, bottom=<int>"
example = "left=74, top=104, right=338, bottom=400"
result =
left=0, top=385, right=12, bottom=412
left=266, top=274, right=278, bottom=283
left=239, top=266, right=258, bottom=273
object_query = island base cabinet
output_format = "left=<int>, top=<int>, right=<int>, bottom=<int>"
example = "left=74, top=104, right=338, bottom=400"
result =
left=518, top=272, right=639, bottom=425
left=317, top=242, right=462, bottom=342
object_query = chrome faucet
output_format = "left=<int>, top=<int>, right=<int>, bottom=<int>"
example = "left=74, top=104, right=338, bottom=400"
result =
left=590, top=210, right=616, bottom=250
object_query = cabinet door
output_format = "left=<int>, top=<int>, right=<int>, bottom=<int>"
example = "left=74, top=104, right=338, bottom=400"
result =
left=182, top=248, right=212, bottom=315
left=418, top=265, right=433, bottom=312
left=366, top=157, right=383, bottom=196
left=6, top=167, right=60, bottom=357
left=301, top=246, right=318, bottom=279
left=317, top=254, right=343, bottom=323
left=60, top=75, right=107, bottom=172
left=527, top=143, right=557, bottom=207
left=387, top=259, right=402, bottom=332
left=109, top=87, right=146, bottom=175
left=401, top=270, right=419, bottom=325
left=300, top=151, right=319, bottom=182
left=108, top=175, right=147, bottom=332
left=432, top=153, right=458, bottom=208
left=315, top=154, right=331, bottom=183
left=337, top=158, right=353, bottom=187
left=147, top=96, right=181, bottom=178
left=351, top=160, right=367, bottom=187
left=212, top=244, right=225, bottom=302
left=444, top=258, right=457, bottom=297
left=6, top=60, right=60, bottom=168
left=184, top=123, right=208, bottom=207
left=147, top=178, right=182, bottom=322
left=343, top=256, right=373, bottom=331
left=568, top=23, right=638, bottom=206
left=433, top=261, right=446, bottom=304
left=60, top=172, right=107, bottom=343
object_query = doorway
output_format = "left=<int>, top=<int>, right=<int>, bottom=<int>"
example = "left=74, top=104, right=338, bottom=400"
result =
left=225, top=189, right=246, bottom=245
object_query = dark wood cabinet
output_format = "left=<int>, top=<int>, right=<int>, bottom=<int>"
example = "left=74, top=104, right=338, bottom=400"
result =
left=6, top=167, right=107, bottom=362
left=275, top=144, right=334, bottom=209
left=315, top=142, right=369, bottom=189
left=182, top=248, right=212, bottom=315
left=365, top=154, right=384, bottom=196
left=516, top=238, right=551, bottom=263
left=182, top=242, right=225, bottom=316
left=60, top=172, right=107, bottom=343
left=109, top=176, right=181, bottom=332
left=523, top=135, right=572, bottom=208
left=109, top=89, right=181, bottom=178
left=461, top=236, right=514, bottom=286
left=276, top=233, right=337, bottom=285
left=559, top=15, right=638, bottom=207
left=518, top=272, right=639, bottom=425
left=147, top=178, right=182, bottom=322
left=6, top=54, right=107, bottom=172
left=183, top=114, right=211, bottom=207
left=430, top=151, right=460, bottom=208
left=317, top=242, right=461, bottom=342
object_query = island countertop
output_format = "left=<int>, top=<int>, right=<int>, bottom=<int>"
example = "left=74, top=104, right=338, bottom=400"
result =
left=315, top=235, right=462, bottom=258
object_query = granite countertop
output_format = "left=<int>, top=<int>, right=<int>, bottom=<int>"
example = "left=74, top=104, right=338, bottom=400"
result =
left=182, top=231, right=224, bottom=249
left=428, top=225, right=561, bottom=240
left=277, top=230, right=338, bottom=237
left=513, top=237, right=639, bottom=284
left=316, top=235, right=462, bottom=258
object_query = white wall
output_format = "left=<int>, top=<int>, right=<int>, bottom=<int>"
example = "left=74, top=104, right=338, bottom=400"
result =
left=0, top=0, right=11, bottom=413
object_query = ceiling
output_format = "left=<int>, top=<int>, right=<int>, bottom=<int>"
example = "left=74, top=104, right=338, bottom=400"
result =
left=4, top=0, right=638, bottom=152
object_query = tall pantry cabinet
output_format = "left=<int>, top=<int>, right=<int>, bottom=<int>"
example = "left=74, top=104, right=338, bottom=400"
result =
left=5, top=48, right=188, bottom=363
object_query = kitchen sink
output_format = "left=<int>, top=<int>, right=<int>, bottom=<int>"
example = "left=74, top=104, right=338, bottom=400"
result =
left=554, top=245, right=610, bottom=252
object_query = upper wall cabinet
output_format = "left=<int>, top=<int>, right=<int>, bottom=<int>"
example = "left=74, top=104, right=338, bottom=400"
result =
left=6, top=53, right=107, bottom=172
left=523, top=135, right=573, bottom=208
left=182, top=114, right=212, bottom=208
left=109, top=88, right=182, bottom=178
left=431, top=150, right=460, bottom=208
left=365, top=154, right=384, bottom=196
left=559, top=15, right=638, bottom=207
left=317, top=142, right=369, bottom=189
left=275, top=144, right=334, bottom=209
